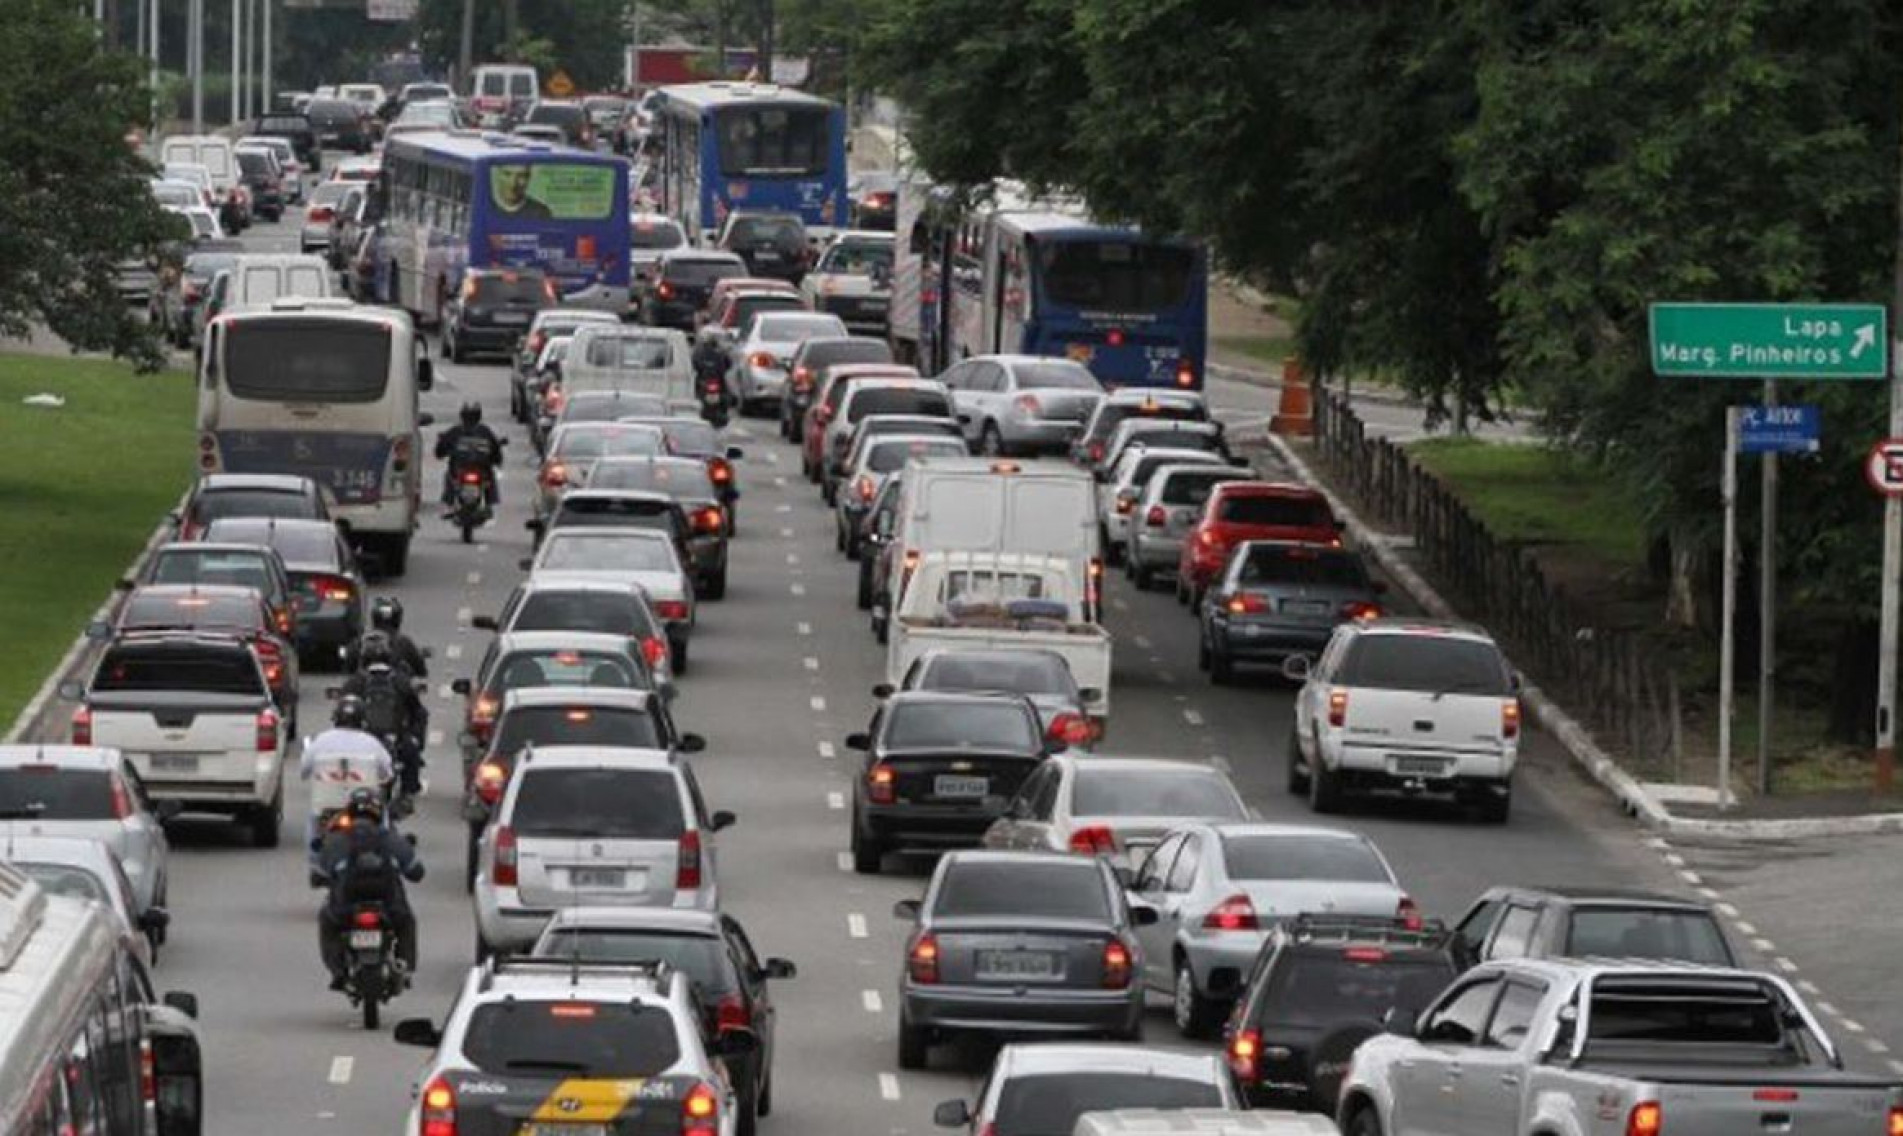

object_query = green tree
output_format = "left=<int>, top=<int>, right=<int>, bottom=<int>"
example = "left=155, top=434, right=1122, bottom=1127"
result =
left=0, top=0, right=175, bottom=369
left=417, top=0, right=631, bottom=90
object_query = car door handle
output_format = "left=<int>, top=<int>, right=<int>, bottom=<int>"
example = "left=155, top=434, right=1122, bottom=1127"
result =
left=1500, top=1073, right=1519, bottom=1087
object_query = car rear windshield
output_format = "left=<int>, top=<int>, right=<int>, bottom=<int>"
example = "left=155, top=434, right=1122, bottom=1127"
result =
left=1161, top=470, right=1239, bottom=506
left=190, top=490, right=314, bottom=525
left=1261, top=952, right=1455, bottom=1027
left=884, top=701, right=1037, bottom=752
left=559, top=496, right=673, bottom=522
left=538, top=534, right=675, bottom=573
left=150, top=552, right=273, bottom=593
left=1586, top=984, right=1785, bottom=1046
left=473, top=273, right=549, bottom=304
left=805, top=339, right=893, bottom=368
left=213, top=524, right=336, bottom=567
left=123, top=593, right=260, bottom=630
left=589, top=462, right=715, bottom=498
left=236, top=151, right=274, bottom=177
left=555, top=427, right=664, bottom=461
left=1237, top=545, right=1366, bottom=588
left=867, top=439, right=965, bottom=474
left=1071, top=768, right=1244, bottom=819
left=492, top=706, right=661, bottom=754
left=727, top=215, right=806, bottom=244
left=536, top=930, right=732, bottom=994
left=528, top=104, right=584, bottom=126
left=756, top=314, right=844, bottom=342
left=460, top=1002, right=680, bottom=1077
left=659, top=421, right=718, bottom=456
left=820, top=241, right=891, bottom=274
left=94, top=645, right=261, bottom=694
left=1097, top=402, right=1202, bottom=438
left=1015, top=362, right=1100, bottom=391
left=935, top=862, right=1108, bottom=920
left=731, top=297, right=805, bottom=330
left=1220, top=835, right=1391, bottom=883
left=1566, top=909, right=1733, bottom=965
left=494, top=650, right=639, bottom=692
left=224, top=321, right=391, bottom=403
left=921, top=654, right=1072, bottom=696
left=0, top=769, right=113, bottom=818
left=584, top=336, right=672, bottom=369
left=1337, top=635, right=1510, bottom=695
left=664, top=258, right=745, bottom=286
left=848, top=388, right=948, bottom=423
left=565, top=395, right=670, bottom=424
left=631, top=219, right=686, bottom=250
left=993, top=1073, right=1222, bottom=1136
left=1219, top=494, right=1331, bottom=527
left=512, top=768, right=683, bottom=838
left=512, top=592, right=654, bottom=637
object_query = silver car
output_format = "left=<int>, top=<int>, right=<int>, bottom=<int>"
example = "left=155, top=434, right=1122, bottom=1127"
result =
left=1100, top=447, right=1229, bottom=563
left=1126, top=464, right=1253, bottom=588
left=943, top=355, right=1106, bottom=456
left=981, top=754, right=1250, bottom=872
left=932, top=1043, right=1242, bottom=1135
left=727, top=311, right=850, bottom=413
left=1126, top=822, right=1412, bottom=1037
left=523, top=527, right=697, bottom=671
left=5, top=833, right=167, bottom=963
left=834, top=434, right=969, bottom=556
left=1096, top=417, right=1230, bottom=480
left=0, top=745, right=173, bottom=919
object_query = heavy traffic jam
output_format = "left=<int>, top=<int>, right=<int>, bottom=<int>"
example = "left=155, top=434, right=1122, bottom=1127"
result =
left=2, top=58, right=1899, bottom=1136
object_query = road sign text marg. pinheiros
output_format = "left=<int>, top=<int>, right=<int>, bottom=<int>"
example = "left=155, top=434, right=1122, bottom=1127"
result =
left=1659, top=340, right=1851, bottom=370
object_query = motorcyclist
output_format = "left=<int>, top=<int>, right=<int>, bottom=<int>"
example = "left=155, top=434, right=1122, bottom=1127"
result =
left=434, top=400, right=505, bottom=506
left=340, top=633, right=427, bottom=797
left=313, top=787, right=423, bottom=990
left=369, top=596, right=428, bottom=678
left=298, top=695, right=396, bottom=865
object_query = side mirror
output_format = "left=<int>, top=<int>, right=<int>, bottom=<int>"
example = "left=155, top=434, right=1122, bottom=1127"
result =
left=85, top=620, right=113, bottom=642
left=393, top=1018, right=442, bottom=1048
left=140, top=907, right=173, bottom=933
left=161, top=989, right=199, bottom=1019
left=416, top=358, right=434, bottom=391
left=763, top=957, right=796, bottom=980
left=715, top=1030, right=760, bottom=1059
left=870, top=683, right=894, bottom=700
left=725, top=445, right=745, bottom=460
left=892, top=898, right=921, bottom=920
left=154, top=800, right=185, bottom=821
left=1384, top=1007, right=1420, bottom=1038
left=709, top=809, right=736, bottom=832
left=933, top=1100, right=972, bottom=1129
left=57, top=680, right=84, bottom=702
left=450, top=678, right=472, bottom=695
left=844, top=732, right=871, bottom=751
left=679, top=732, right=708, bottom=753
left=1128, top=901, right=1161, bottom=927
left=1281, top=654, right=1313, bottom=683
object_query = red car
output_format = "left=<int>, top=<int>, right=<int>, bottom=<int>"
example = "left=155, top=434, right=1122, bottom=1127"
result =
left=1176, top=482, right=1340, bottom=605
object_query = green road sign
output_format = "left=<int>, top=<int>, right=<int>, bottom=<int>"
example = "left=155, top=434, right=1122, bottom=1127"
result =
left=1649, top=302, right=1888, bottom=380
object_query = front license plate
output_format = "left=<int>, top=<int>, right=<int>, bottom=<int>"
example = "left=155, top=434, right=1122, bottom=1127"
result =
left=934, top=775, right=988, bottom=798
left=1393, top=756, right=1450, bottom=777
left=493, top=310, right=530, bottom=325
left=519, top=1126, right=610, bottom=1136
left=977, top=950, right=1059, bottom=980
left=150, top=753, right=199, bottom=772
left=348, top=929, right=383, bottom=949
left=754, top=250, right=781, bottom=262
left=570, top=868, right=628, bottom=889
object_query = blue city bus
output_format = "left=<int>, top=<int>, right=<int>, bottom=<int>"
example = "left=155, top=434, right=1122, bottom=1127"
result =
left=378, top=132, right=632, bottom=321
left=652, top=82, right=848, bottom=244
left=941, top=207, right=1209, bottom=390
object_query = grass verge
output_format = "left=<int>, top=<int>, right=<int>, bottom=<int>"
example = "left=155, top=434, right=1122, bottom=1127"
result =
left=1406, top=437, right=1645, bottom=568
left=1213, top=334, right=1296, bottom=368
left=0, top=354, right=195, bottom=728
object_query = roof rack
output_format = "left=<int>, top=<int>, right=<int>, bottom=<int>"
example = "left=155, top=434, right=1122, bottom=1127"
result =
left=1284, top=914, right=1451, bottom=948
left=478, top=955, right=676, bottom=993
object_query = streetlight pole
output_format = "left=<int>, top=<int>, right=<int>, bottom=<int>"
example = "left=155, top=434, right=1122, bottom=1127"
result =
left=458, top=0, right=474, bottom=92
left=261, top=0, right=271, bottom=113
left=228, top=0, right=240, bottom=127
left=189, top=0, right=203, bottom=132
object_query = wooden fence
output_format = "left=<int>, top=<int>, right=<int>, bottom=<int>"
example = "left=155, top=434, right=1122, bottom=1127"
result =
left=1312, top=392, right=1684, bottom=780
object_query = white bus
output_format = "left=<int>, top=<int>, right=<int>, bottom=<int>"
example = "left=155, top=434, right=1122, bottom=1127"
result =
left=197, top=298, right=435, bottom=574
left=0, top=863, right=203, bottom=1135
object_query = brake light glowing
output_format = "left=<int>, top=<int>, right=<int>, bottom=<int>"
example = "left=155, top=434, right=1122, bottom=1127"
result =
left=1175, top=360, right=1195, bottom=387
left=1202, top=894, right=1259, bottom=931
left=420, top=1076, right=457, bottom=1136
left=256, top=708, right=279, bottom=752
left=908, top=933, right=939, bottom=983
left=540, top=462, right=568, bottom=488
left=1397, top=896, right=1423, bottom=931
left=1228, top=1027, right=1261, bottom=1081
left=274, top=605, right=294, bottom=635
left=140, top=1037, right=155, bottom=1105
left=709, top=457, right=733, bottom=485
left=1751, top=1089, right=1799, bottom=1102
left=352, top=908, right=382, bottom=929
left=1227, top=593, right=1267, bottom=614
left=564, top=708, right=592, bottom=723
left=867, top=763, right=896, bottom=804
left=677, top=829, right=703, bottom=890
left=1145, top=505, right=1167, bottom=527
left=473, top=760, right=507, bottom=805
left=656, top=281, right=675, bottom=300
left=1888, top=1106, right=1903, bottom=1136
left=316, top=575, right=354, bottom=603
left=1626, top=1102, right=1661, bottom=1136
left=1344, top=946, right=1389, bottom=962
left=492, top=825, right=518, bottom=886
left=640, top=635, right=668, bottom=669
left=1046, top=713, right=1095, bottom=747
left=1069, top=825, right=1115, bottom=855
left=308, top=205, right=333, bottom=221
left=1101, top=938, right=1133, bottom=988
left=459, top=470, right=482, bottom=485
left=1327, top=688, right=1348, bottom=728
left=683, top=1081, right=719, bottom=1132
left=693, top=507, right=724, bottom=534
left=460, top=277, right=477, bottom=300
left=654, top=600, right=688, bottom=621
left=1105, top=328, right=1126, bottom=348
left=1502, top=699, right=1521, bottom=739
left=70, top=706, right=91, bottom=746
left=749, top=351, right=777, bottom=370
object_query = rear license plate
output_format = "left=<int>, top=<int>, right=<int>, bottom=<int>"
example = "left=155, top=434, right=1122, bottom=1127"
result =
left=861, top=298, right=888, bottom=311
left=977, top=950, right=1059, bottom=980
left=1283, top=599, right=1331, bottom=615
left=348, top=929, right=383, bottom=949
left=519, top=1126, right=610, bottom=1136
left=755, top=250, right=782, bottom=262
left=934, top=775, right=988, bottom=798
left=150, top=753, right=200, bottom=772
left=1392, top=756, right=1451, bottom=777
left=493, top=310, right=530, bottom=325
left=570, top=868, right=628, bottom=889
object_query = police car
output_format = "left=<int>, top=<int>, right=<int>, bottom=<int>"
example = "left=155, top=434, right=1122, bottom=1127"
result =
left=395, top=957, right=756, bottom=1136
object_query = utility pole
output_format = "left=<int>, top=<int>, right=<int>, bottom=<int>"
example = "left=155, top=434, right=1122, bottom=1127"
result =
left=1759, top=379, right=1777, bottom=796
left=150, top=0, right=161, bottom=128
left=1878, top=124, right=1903, bottom=792
left=261, top=0, right=271, bottom=112
left=758, top=0, right=774, bottom=81
left=190, top=0, right=203, bottom=132
left=458, top=0, right=474, bottom=91
left=1719, top=406, right=1741, bottom=807
left=229, top=0, right=240, bottom=126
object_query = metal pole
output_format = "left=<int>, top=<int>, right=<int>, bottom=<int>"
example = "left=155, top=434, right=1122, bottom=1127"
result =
left=261, top=0, right=271, bottom=111
left=190, top=0, right=203, bottom=133
left=458, top=0, right=474, bottom=93
left=1758, top=380, right=1776, bottom=797
left=229, top=0, right=240, bottom=127
left=1719, top=405, right=1740, bottom=808
left=1879, top=116, right=1903, bottom=793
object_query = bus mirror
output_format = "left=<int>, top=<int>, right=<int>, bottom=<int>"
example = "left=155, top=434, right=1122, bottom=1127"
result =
left=417, top=358, right=434, bottom=390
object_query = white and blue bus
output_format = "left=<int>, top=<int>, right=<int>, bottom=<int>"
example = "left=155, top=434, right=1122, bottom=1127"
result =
left=377, top=132, right=632, bottom=321
left=651, top=82, right=848, bottom=244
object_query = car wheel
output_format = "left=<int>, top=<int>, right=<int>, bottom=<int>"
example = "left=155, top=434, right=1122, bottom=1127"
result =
left=449, top=329, right=466, bottom=364
left=465, top=826, right=480, bottom=893
left=671, top=640, right=689, bottom=675
left=851, top=823, right=882, bottom=875
left=1132, top=560, right=1155, bottom=590
left=755, top=1066, right=773, bottom=1116
left=1478, top=784, right=1512, bottom=824
left=856, top=562, right=874, bottom=610
left=701, top=569, right=727, bottom=601
left=734, top=1070, right=760, bottom=1136
left=1344, top=1103, right=1383, bottom=1136
left=1309, top=744, right=1343, bottom=814
left=979, top=422, right=1006, bottom=457
left=248, top=787, right=283, bottom=848
left=896, top=1018, right=930, bottom=1070
left=1172, top=957, right=1222, bottom=1039
left=1209, top=645, right=1235, bottom=685
left=1285, top=724, right=1310, bottom=794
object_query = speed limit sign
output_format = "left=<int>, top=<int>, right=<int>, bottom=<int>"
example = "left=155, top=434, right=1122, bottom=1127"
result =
left=1866, top=439, right=1903, bottom=497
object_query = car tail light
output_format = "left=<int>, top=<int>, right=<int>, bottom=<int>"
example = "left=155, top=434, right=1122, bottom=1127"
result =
left=682, top=1080, right=719, bottom=1134
left=1226, top=593, right=1267, bottom=614
left=1047, top=713, right=1095, bottom=747
left=255, top=638, right=285, bottom=687
left=473, top=760, right=507, bottom=805
left=1397, top=895, right=1423, bottom=931
left=1176, top=360, right=1195, bottom=387
left=1114, top=492, right=1136, bottom=516
left=1144, top=505, right=1167, bottom=527
left=1014, top=394, right=1042, bottom=417
left=1202, top=894, right=1259, bottom=931
left=492, top=825, right=518, bottom=886
left=907, top=933, right=939, bottom=984
left=856, top=475, right=876, bottom=503
left=140, top=1037, right=156, bottom=1106
left=709, top=458, right=733, bottom=485
left=1327, top=688, right=1348, bottom=728
left=1228, top=1027, right=1261, bottom=1082
left=1340, top=600, right=1381, bottom=621
left=677, top=829, right=703, bottom=890
left=1626, top=1102, right=1661, bottom=1136
left=1069, top=825, right=1115, bottom=855
left=1086, top=557, right=1104, bottom=616
left=639, top=635, right=668, bottom=670
left=1751, top=1089, right=1799, bottom=1103
left=1087, top=441, right=1105, bottom=463
left=471, top=694, right=500, bottom=741
left=420, top=1075, right=457, bottom=1136
left=256, top=708, right=279, bottom=752
left=867, top=763, right=896, bottom=805
left=1106, top=328, right=1126, bottom=347
left=316, top=575, right=355, bottom=603
left=111, top=776, right=134, bottom=819
left=309, top=205, right=333, bottom=221
left=657, top=280, right=675, bottom=300
left=654, top=599, right=688, bottom=621
left=273, top=604, right=294, bottom=635
left=540, top=462, right=568, bottom=488
left=693, top=506, right=724, bottom=534
left=1888, top=1107, right=1903, bottom=1136
left=748, top=351, right=776, bottom=370
left=1343, top=946, right=1388, bottom=962
left=71, top=705, right=91, bottom=746
left=1101, top=938, right=1133, bottom=988
left=1502, top=699, right=1521, bottom=739
left=715, top=993, right=749, bottom=1033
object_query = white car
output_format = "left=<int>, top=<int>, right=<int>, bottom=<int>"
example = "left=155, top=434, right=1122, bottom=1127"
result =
left=166, top=204, right=224, bottom=242
left=299, top=180, right=354, bottom=252
left=523, top=526, right=697, bottom=670
left=1287, top=617, right=1521, bottom=821
left=1099, top=446, right=1229, bottom=562
left=981, top=754, right=1249, bottom=872
left=0, top=745, right=173, bottom=920
left=800, top=230, right=893, bottom=333
left=630, top=213, right=689, bottom=286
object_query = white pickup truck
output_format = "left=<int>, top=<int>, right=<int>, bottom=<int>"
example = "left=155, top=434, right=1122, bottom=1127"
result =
left=561, top=325, right=697, bottom=413
left=1339, top=958, right=1902, bottom=1136
left=66, top=632, right=287, bottom=846
left=887, top=551, right=1112, bottom=720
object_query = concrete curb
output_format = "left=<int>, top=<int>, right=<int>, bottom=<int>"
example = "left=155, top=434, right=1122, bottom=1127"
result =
left=1258, top=432, right=1884, bottom=842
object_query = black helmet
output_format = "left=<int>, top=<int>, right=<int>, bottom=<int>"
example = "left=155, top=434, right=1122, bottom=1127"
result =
left=358, top=632, right=394, bottom=668
left=333, top=694, right=368, bottom=730
left=345, top=786, right=383, bottom=822
left=371, top=596, right=403, bottom=633
left=459, top=400, right=482, bottom=428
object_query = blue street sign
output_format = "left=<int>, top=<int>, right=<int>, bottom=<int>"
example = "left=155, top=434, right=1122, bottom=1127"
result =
left=1738, top=405, right=1821, bottom=454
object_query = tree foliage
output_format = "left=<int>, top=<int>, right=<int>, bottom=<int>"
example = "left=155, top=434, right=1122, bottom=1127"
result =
left=415, top=0, right=630, bottom=90
left=0, top=0, right=175, bottom=369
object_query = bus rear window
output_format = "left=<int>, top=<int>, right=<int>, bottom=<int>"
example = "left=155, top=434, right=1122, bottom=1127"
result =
left=1037, top=239, right=1195, bottom=314
left=716, top=105, right=829, bottom=178
left=224, top=322, right=392, bottom=403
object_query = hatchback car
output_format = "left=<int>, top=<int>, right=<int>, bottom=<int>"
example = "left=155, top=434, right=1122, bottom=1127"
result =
left=893, top=850, right=1154, bottom=1067
left=234, top=147, right=285, bottom=221
left=1072, top=389, right=1209, bottom=466
left=982, top=755, right=1250, bottom=871
left=726, top=311, right=850, bottom=415
left=298, top=180, right=354, bottom=253
left=820, top=379, right=953, bottom=500
left=1127, top=464, right=1253, bottom=589
left=443, top=267, right=556, bottom=362
left=96, top=583, right=298, bottom=711
left=782, top=335, right=895, bottom=440
left=716, top=210, right=810, bottom=282
left=202, top=516, right=364, bottom=666
left=943, top=355, right=1105, bottom=456
left=522, top=529, right=697, bottom=670
left=1101, top=447, right=1231, bottom=564
left=801, top=363, right=924, bottom=480
left=475, top=577, right=676, bottom=691
left=1098, top=419, right=1233, bottom=482
left=1199, top=541, right=1384, bottom=683
left=642, top=250, right=748, bottom=329
left=835, top=434, right=969, bottom=557
left=934, top=1044, right=1242, bottom=1134
left=7, top=834, right=168, bottom=963
left=473, top=745, right=735, bottom=956
left=630, top=212, right=690, bottom=285
left=524, top=99, right=592, bottom=146
left=1178, top=483, right=1342, bottom=606
left=138, top=540, right=297, bottom=642
left=251, top=112, right=318, bottom=169
left=887, top=647, right=1096, bottom=744
left=1452, top=884, right=1737, bottom=968
left=306, top=96, right=371, bottom=152
left=536, top=488, right=718, bottom=594
left=175, top=473, right=330, bottom=540
left=0, top=745, right=173, bottom=919
left=583, top=457, right=731, bottom=598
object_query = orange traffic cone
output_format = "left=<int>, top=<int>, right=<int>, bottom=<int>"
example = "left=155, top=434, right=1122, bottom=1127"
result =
left=1270, top=356, right=1313, bottom=437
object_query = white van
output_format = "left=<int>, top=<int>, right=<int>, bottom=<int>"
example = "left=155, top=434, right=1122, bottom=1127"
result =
left=213, top=254, right=334, bottom=314
left=160, top=134, right=240, bottom=213
left=561, top=325, right=697, bottom=413
left=197, top=298, right=434, bottom=574
left=469, top=63, right=540, bottom=127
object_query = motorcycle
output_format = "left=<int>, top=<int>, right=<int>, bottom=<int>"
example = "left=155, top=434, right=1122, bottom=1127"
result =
left=341, top=900, right=407, bottom=1029
left=448, top=463, right=493, bottom=543
left=699, top=377, right=730, bottom=428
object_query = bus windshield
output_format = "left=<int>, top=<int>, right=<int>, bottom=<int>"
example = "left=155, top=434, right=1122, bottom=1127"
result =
left=1037, top=238, right=1195, bottom=313
left=715, top=105, right=829, bottom=177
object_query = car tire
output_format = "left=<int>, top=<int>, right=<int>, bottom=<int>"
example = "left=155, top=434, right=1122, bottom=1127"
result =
left=381, top=535, right=410, bottom=578
left=702, top=569, right=727, bottom=601
left=1172, top=957, right=1223, bottom=1039
left=1132, top=560, right=1155, bottom=590
left=851, top=824, right=882, bottom=875
left=1210, top=645, right=1235, bottom=685
left=979, top=422, right=1006, bottom=457
left=896, top=1019, right=930, bottom=1070
left=1478, top=784, right=1512, bottom=824
left=755, top=1067, right=773, bottom=1117
left=1343, top=1102, right=1383, bottom=1136
left=734, top=1071, right=760, bottom=1136
left=1286, top=724, right=1310, bottom=794
left=248, top=788, right=283, bottom=848
left=465, top=826, right=480, bottom=893
left=449, top=330, right=466, bottom=364
left=1309, top=746, right=1343, bottom=814
left=1196, top=632, right=1211, bottom=672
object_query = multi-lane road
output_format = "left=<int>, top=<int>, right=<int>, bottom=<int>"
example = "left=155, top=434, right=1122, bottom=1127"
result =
left=29, top=191, right=1900, bottom=1136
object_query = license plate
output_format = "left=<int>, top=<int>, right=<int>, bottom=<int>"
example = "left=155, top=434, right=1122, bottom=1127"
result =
left=755, top=250, right=781, bottom=262
left=977, top=950, right=1059, bottom=980
left=934, top=775, right=988, bottom=798
left=493, top=311, right=530, bottom=325
left=1283, top=599, right=1331, bottom=615
left=1393, top=756, right=1450, bottom=777
left=348, top=929, right=383, bottom=949
left=151, top=753, right=199, bottom=772
left=570, top=868, right=628, bottom=889
left=519, top=1126, right=610, bottom=1136
left=860, top=298, right=888, bottom=311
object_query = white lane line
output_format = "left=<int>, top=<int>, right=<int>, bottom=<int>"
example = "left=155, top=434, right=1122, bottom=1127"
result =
left=775, top=503, right=792, bottom=513
left=781, top=527, right=795, bottom=538
left=810, top=695, right=827, bottom=712
left=790, top=583, right=807, bottom=596
left=1646, top=836, right=1672, bottom=851
left=456, top=606, right=473, bottom=625
left=1750, top=937, right=1775, bottom=952
left=1695, top=886, right=1719, bottom=900
left=862, top=990, right=884, bottom=1013
left=836, top=851, right=854, bottom=872
left=878, top=1073, right=901, bottom=1101
left=1182, top=708, right=1205, bottom=727
left=774, top=476, right=788, bottom=488
left=427, top=729, right=444, bottom=748
left=1661, top=852, right=1686, bottom=868
left=797, top=621, right=812, bottom=636
left=1111, top=597, right=1129, bottom=612
left=827, top=791, right=845, bottom=810
left=818, top=741, right=836, bottom=759
left=1773, top=957, right=1798, bottom=974
left=848, top=913, right=868, bottom=939
left=1133, top=635, right=1152, bottom=649
left=1735, top=921, right=1757, bottom=936
left=787, top=553, right=800, bottom=566
left=1716, top=902, right=1740, bottom=918
left=445, top=643, right=463, bottom=660
left=1818, top=1001, right=1840, bottom=1017
left=804, top=656, right=821, bottom=671
left=1841, top=1018, right=1867, bottom=1035
left=465, top=571, right=481, bottom=586
left=1676, top=870, right=1703, bottom=887
left=765, top=451, right=780, bottom=464
left=1798, top=979, right=1821, bottom=995
left=328, top=1056, right=353, bottom=1084
left=1866, top=1038, right=1891, bottom=1055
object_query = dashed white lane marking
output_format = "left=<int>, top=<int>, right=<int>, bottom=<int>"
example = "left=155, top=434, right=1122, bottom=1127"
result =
left=1866, top=1038, right=1891, bottom=1055
left=774, top=476, right=788, bottom=488
left=803, top=656, right=821, bottom=671
left=1773, top=957, right=1798, bottom=974
left=810, top=695, right=827, bottom=712
left=797, top=621, right=812, bottom=635
left=1841, top=1018, right=1867, bottom=1035
left=1735, top=920, right=1756, bottom=936
left=327, top=1056, right=353, bottom=1084
left=836, top=851, right=853, bottom=872
left=456, top=606, right=473, bottom=625
left=1818, top=1001, right=1840, bottom=1017
left=1157, top=670, right=1175, bottom=684
left=790, top=583, right=807, bottom=596
left=465, top=571, right=481, bottom=586
left=780, top=528, right=795, bottom=538
left=827, top=791, right=845, bottom=810
left=1751, top=937, right=1775, bottom=952
left=818, top=741, right=836, bottom=759
left=427, top=729, right=444, bottom=748
left=445, top=643, right=463, bottom=660
left=1182, top=708, right=1205, bottom=727
left=765, top=451, right=780, bottom=464
left=1889, top=1059, right=1903, bottom=1076
left=878, top=1073, right=900, bottom=1101
left=1695, top=886, right=1719, bottom=900
left=847, top=913, right=868, bottom=939
left=775, top=503, right=792, bottom=513
left=1661, top=852, right=1686, bottom=868
left=1798, top=979, right=1821, bottom=995
left=1133, top=634, right=1152, bottom=649
left=1716, top=902, right=1740, bottom=918
left=787, top=553, right=800, bottom=566
left=1676, top=870, right=1703, bottom=887
left=861, top=990, right=883, bottom=1013
left=1111, top=598, right=1129, bottom=612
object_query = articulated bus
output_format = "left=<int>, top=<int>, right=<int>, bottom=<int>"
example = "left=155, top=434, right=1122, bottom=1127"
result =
left=651, top=82, right=848, bottom=244
left=377, top=132, right=632, bottom=320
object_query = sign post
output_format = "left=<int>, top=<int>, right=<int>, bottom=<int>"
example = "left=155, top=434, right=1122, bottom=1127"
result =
left=1718, top=407, right=1740, bottom=808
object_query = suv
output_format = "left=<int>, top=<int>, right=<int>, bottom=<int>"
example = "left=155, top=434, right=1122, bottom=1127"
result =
left=443, top=267, right=557, bottom=362
left=642, top=251, right=748, bottom=329
left=1287, top=619, right=1520, bottom=821
left=234, top=148, right=285, bottom=221
left=251, top=114, right=318, bottom=170
left=1453, top=884, right=1738, bottom=969
left=395, top=958, right=756, bottom=1136
left=472, top=745, right=736, bottom=957
left=716, top=210, right=810, bottom=283
left=1224, top=915, right=1463, bottom=1110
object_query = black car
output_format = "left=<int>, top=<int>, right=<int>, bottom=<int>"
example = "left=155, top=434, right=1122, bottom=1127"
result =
left=781, top=335, right=894, bottom=441
left=1224, top=915, right=1462, bottom=1110
left=847, top=691, right=1053, bottom=874
left=850, top=172, right=899, bottom=230
left=201, top=517, right=365, bottom=667
left=716, top=211, right=811, bottom=283
left=252, top=113, right=319, bottom=170
left=442, top=268, right=556, bottom=362
left=641, top=251, right=748, bottom=329
left=1453, top=884, right=1738, bottom=969
left=234, top=149, right=285, bottom=221
left=305, top=98, right=372, bottom=154
left=524, top=99, right=593, bottom=147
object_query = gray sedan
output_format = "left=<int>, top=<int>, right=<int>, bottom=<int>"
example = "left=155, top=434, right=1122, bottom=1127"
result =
left=0, top=745, right=174, bottom=920
left=1197, top=539, right=1386, bottom=683
left=942, top=355, right=1105, bottom=456
left=892, top=849, right=1156, bottom=1068
left=1125, top=821, right=1412, bottom=1037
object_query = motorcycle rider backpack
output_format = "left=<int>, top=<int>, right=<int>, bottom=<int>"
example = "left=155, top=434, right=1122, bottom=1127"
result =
left=359, top=664, right=405, bottom=736
left=337, top=826, right=398, bottom=906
